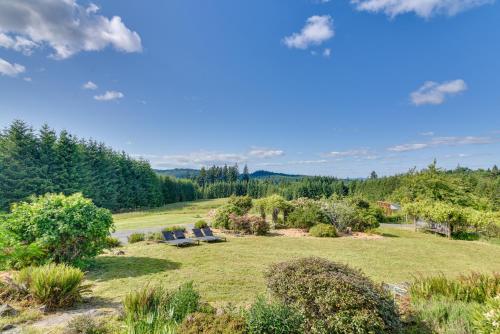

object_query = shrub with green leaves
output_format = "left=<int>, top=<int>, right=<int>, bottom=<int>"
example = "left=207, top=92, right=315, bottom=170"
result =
left=4, top=193, right=114, bottom=267
left=229, top=214, right=269, bottom=235
left=228, top=195, right=253, bottom=214
left=472, top=295, right=500, bottom=334
left=287, top=198, right=327, bottom=229
left=124, top=282, right=200, bottom=334
left=410, top=272, right=500, bottom=303
left=178, top=312, right=247, bottom=334
left=266, top=257, right=401, bottom=333
left=127, top=233, right=145, bottom=244
left=15, top=263, right=91, bottom=309
left=0, top=226, right=45, bottom=270
left=213, top=204, right=244, bottom=229
left=246, top=296, right=304, bottom=334
left=194, top=220, right=209, bottom=229
left=309, top=223, right=337, bottom=237
left=162, top=225, right=186, bottom=233
left=104, top=236, right=121, bottom=248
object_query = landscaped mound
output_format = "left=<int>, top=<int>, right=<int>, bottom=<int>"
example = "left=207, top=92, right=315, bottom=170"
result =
left=265, top=257, right=401, bottom=333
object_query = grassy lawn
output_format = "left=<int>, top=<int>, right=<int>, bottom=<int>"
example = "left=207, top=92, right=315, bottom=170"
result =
left=90, top=211, right=500, bottom=307
left=113, top=198, right=227, bottom=231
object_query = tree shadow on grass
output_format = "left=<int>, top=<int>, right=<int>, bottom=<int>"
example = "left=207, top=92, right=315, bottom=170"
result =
left=87, top=256, right=181, bottom=282
left=381, top=233, right=399, bottom=238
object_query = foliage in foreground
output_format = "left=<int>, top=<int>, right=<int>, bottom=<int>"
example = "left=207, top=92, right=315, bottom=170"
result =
left=128, top=233, right=145, bottom=244
left=15, top=263, right=91, bottom=309
left=123, top=282, right=200, bottom=334
left=246, top=296, right=304, bottom=334
left=472, top=295, right=500, bottom=334
left=409, top=272, right=500, bottom=303
left=266, top=257, right=401, bottom=333
left=0, top=226, right=45, bottom=270
left=4, top=193, right=114, bottom=267
left=64, top=315, right=113, bottom=334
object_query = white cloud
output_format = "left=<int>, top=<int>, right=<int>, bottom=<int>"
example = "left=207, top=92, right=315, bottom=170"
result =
left=324, top=149, right=370, bottom=158
left=0, top=0, right=142, bottom=59
left=0, top=57, right=25, bottom=77
left=94, top=90, right=124, bottom=101
left=351, top=0, right=493, bottom=18
left=388, top=135, right=495, bottom=152
left=83, top=81, right=98, bottom=90
left=257, top=160, right=328, bottom=167
left=23, top=77, right=32, bottom=82
left=323, top=48, right=331, bottom=57
left=410, top=79, right=467, bottom=106
left=283, top=15, right=334, bottom=49
left=248, top=148, right=285, bottom=158
left=420, top=131, right=435, bottom=136
left=152, top=151, right=247, bottom=168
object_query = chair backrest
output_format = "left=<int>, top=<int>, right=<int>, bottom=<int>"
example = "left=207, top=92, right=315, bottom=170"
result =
left=173, top=230, right=186, bottom=239
left=162, top=230, right=175, bottom=241
left=192, top=228, right=204, bottom=238
left=202, top=227, right=214, bottom=237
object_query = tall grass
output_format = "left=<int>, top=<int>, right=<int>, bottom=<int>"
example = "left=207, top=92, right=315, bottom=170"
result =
left=15, top=263, right=91, bottom=309
left=123, top=282, right=199, bottom=334
left=410, top=272, right=500, bottom=303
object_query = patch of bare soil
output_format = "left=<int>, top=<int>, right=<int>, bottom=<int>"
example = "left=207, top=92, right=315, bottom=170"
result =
left=347, top=232, right=384, bottom=240
left=271, top=228, right=309, bottom=237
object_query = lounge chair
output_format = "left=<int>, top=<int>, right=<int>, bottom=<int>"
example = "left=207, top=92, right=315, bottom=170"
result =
left=162, top=230, right=198, bottom=247
left=202, top=227, right=226, bottom=242
left=173, top=230, right=200, bottom=245
left=192, top=228, right=219, bottom=242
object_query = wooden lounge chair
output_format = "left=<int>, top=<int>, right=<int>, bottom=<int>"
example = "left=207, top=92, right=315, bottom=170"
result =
left=202, top=227, right=226, bottom=242
left=162, top=230, right=197, bottom=247
left=173, top=230, right=200, bottom=245
left=192, top=228, right=218, bottom=242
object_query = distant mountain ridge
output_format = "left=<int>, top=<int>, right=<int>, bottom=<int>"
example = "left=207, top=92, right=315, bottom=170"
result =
left=154, top=168, right=304, bottom=180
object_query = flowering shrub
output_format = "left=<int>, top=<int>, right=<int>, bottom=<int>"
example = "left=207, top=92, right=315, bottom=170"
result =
left=472, top=295, right=500, bottom=334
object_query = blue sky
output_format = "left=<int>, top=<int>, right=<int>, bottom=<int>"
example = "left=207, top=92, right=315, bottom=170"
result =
left=0, top=0, right=499, bottom=177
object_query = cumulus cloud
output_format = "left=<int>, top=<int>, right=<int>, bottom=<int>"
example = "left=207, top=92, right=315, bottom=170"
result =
left=0, top=57, right=25, bottom=77
left=388, top=135, right=494, bottom=152
left=323, top=48, right=331, bottom=57
left=248, top=148, right=285, bottom=158
left=82, top=81, right=98, bottom=90
left=283, top=15, right=334, bottom=49
left=410, top=79, right=467, bottom=106
left=351, top=0, right=493, bottom=18
left=94, top=90, right=124, bottom=101
left=0, top=0, right=142, bottom=59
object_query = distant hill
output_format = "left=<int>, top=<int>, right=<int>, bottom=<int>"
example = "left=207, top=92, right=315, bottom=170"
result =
left=154, top=168, right=303, bottom=180
left=155, top=168, right=200, bottom=178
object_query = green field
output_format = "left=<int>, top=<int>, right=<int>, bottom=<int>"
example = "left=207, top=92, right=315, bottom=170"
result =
left=113, top=198, right=228, bottom=230
left=88, top=199, right=500, bottom=307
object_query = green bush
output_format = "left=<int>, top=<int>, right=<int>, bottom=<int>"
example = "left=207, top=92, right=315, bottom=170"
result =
left=0, top=226, right=45, bottom=270
left=162, top=225, right=186, bottom=233
left=265, top=257, right=401, bottom=333
left=309, top=223, right=337, bottom=237
left=15, top=263, right=91, bottom=309
left=213, top=204, right=243, bottom=229
left=146, top=232, right=164, bottom=242
left=64, top=315, right=111, bottom=334
left=228, top=195, right=253, bottom=214
left=287, top=198, right=327, bottom=229
left=178, top=312, right=247, bottom=334
left=246, top=296, right=304, bottom=334
left=104, top=236, right=121, bottom=248
left=124, top=282, right=200, bottom=334
left=409, top=272, right=500, bottom=303
left=127, top=233, right=145, bottom=244
left=4, top=193, right=114, bottom=267
left=472, top=295, right=500, bottom=334
left=194, top=220, right=209, bottom=229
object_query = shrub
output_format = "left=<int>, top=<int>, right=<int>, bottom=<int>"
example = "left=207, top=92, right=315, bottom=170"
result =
left=15, top=263, right=91, bottom=309
left=309, top=223, right=337, bottom=237
left=265, top=257, right=401, bottom=333
left=162, top=225, right=186, bottom=232
left=178, top=312, right=247, bottom=334
left=104, top=236, right=121, bottom=248
left=64, top=315, right=110, bottom=334
left=228, top=195, right=253, bottom=214
left=194, top=220, right=209, bottom=229
left=229, top=214, right=269, bottom=235
left=213, top=204, right=243, bottom=229
left=472, top=295, right=500, bottom=334
left=409, top=272, right=500, bottom=303
left=287, top=199, right=327, bottom=229
left=124, top=282, right=200, bottom=334
left=146, top=232, right=164, bottom=242
left=246, top=296, right=304, bottom=334
left=0, top=226, right=45, bottom=270
left=321, top=198, right=383, bottom=232
left=127, top=233, right=145, bottom=244
left=4, top=193, right=114, bottom=267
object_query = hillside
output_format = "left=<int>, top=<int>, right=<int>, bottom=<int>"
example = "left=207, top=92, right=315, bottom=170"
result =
left=155, top=168, right=303, bottom=180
